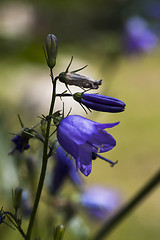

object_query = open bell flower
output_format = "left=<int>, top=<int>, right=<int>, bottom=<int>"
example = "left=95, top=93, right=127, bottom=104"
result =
left=73, top=92, right=125, bottom=113
left=57, top=115, right=119, bottom=176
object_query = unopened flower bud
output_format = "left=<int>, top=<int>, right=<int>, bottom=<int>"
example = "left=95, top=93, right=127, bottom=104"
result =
left=45, top=34, right=58, bottom=69
left=12, top=187, right=23, bottom=211
left=54, top=224, right=65, bottom=240
left=73, top=92, right=125, bottom=113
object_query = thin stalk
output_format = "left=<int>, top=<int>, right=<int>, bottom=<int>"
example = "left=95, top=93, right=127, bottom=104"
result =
left=5, top=212, right=26, bottom=238
left=56, top=93, right=72, bottom=97
left=92, top=170, right=160, bottom=240
left=26, top=68, right=56, bottom=240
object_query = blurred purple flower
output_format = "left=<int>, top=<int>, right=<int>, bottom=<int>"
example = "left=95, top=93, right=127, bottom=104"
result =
left=50, top=146, right=82, bottom=194
left=73, top=92, right=126, bottom=113
left=9, top=135, right=30, bottom=154
left=57, top=115, right=119, bottom=176
left=21, top=190, right=32, bottom=218
left=124, top=16, right=158, bottom=53
left=80, top=186, right=120, bottom=220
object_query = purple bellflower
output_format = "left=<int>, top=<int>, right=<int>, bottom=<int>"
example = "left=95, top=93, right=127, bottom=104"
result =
left=9, top=135, right=30, bottom=154
left=80, top=185, right=121, bottom=220
left=73, top=92, right=125, bottom=113
left=124, top=16, right=158, bottom=53
left=57, top=115, right=119, bottom=176
left=50, top=145, right=82, bottom=194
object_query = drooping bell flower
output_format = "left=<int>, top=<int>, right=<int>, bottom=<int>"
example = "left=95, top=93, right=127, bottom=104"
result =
left=9, top=135, right=30, bottom=155
left=80, top=185, right=121, bottom=220
left=50, top=145, right=82, bottom=194
left=57, top=115, right=119, bottom=176
left=73, top=92, right=125, bottom=113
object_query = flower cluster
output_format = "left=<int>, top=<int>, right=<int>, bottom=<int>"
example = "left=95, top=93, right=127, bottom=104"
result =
left=10, top=34, right=126, bottom=178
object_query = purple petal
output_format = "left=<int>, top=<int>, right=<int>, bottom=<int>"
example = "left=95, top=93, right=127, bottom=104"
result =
left=83, top=94, right=125, bottom=107
left=57, top=115, right=96, bottom=146
left=76, top=143, right=92, bottom=176
left=94, top=121, right=120, bottom=130
left=82, top=100, right=125, bottom=113
left=87, top=130, right=116, bottom=153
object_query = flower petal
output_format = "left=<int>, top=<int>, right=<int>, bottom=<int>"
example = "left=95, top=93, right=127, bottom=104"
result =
left=82, top=94, right=125, bottom=107
left=76, top=143, right=92, bottom=176
left=57, top=115, right=97, bottom=147
left=87, top=129, right=116, bottom=152
left=94, top=121, right=120, bottom=130
left=82, top=100, right=125, bottom=112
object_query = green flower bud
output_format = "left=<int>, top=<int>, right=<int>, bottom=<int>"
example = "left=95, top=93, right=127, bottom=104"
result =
left=73, top=92, right=83, bottom=102
left=12, top=187, right=23, bottom=211
left=45, top=34, right=58, bottom=69
left=54, top=225, right=65, bottom=240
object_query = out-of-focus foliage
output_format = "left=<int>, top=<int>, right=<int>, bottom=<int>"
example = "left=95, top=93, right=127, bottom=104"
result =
left=0, top=0, right=159, bottom=63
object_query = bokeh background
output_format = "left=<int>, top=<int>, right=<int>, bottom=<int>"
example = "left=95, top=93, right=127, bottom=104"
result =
left=0, top=0, right=160, bottom=240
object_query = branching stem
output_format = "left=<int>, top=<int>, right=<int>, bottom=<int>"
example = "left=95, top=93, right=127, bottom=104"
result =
left=26, top=68, right=57, bottom=240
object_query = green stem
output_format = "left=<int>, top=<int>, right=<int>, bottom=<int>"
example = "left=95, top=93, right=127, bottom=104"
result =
left=26, top=68, right=56, bottom=240
left=5, top=212, right=26, bottom=238
left=92, top=170, right=160, bottom=240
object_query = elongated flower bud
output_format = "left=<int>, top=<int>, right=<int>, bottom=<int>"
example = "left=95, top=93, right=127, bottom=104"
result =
left=45, top=34, right=58, bottom=69
left=59, top=72, right=102, bottom=89
left=54, top=225, right=65, bottom=240
left=12, top=187, right=23, bottom=211
left=73, top=93, right=125, bottom=113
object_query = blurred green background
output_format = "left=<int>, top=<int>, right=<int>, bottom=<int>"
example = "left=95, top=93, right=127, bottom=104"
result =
left=0, top=0, right=160, bottom=240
